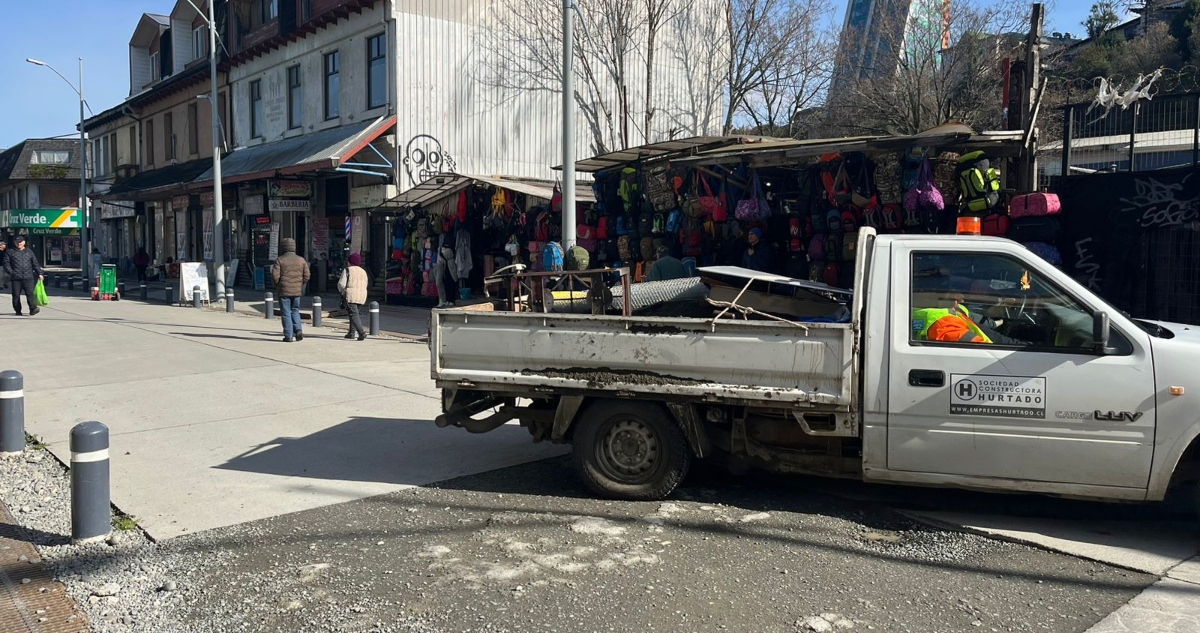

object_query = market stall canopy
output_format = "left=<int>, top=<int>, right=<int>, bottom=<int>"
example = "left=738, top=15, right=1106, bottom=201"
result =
left=99, top=157, right=213, bottom=202
left=573, top=125, right=1027, bottom=173
left=191, top=115, right=396, bottom=186
left=569, top=136, right=768, bottom=173
left=373, top=173, right=595, bottom=211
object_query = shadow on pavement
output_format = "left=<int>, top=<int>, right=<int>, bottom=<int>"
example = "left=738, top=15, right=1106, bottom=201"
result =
left=214, top=417, right=505, bottom=486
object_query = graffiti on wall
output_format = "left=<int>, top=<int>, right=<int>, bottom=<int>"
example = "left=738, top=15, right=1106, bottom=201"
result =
left=403, top=135, right=457, bottom=186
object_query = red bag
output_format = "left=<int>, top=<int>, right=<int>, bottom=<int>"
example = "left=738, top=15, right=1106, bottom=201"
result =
left=457, top=191, right=468, bottom=223
left=696, top=173, right=727, bottom=221
left=823, top=262, right=841, bottom=287
left=981, top=214, right=1010, bottom=236
left=1010, top=193, right=1061, bottom=218
left=578, top=224, right=596, bottom=240
left=596, top=216, right=610, bottom=240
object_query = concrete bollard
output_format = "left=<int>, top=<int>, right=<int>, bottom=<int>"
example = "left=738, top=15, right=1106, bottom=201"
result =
left=311, top=296, right=322, bottom=328
left=264, top=292, right=275, bottom=319
left=369, top=301, right=380, bottom=336
left=0, top=371, right=24, bottom=457
left=117, top=281, right=126, bottom=297
left=54, top=275, right=62, bottom=288
left=67, top=277, right=75, bottom=291
left=140, top=284, right=148, bottom=301
left=226, top=289, right=235, bottom=313
left=164, top=285, right=173, bottom=305
left=70, top=421, right=110, bottom=544
left=192, top=286, right=202, bottom=309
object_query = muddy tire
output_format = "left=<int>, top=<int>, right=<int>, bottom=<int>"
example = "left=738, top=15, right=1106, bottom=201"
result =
left=572, top=401, right=690, bottom=500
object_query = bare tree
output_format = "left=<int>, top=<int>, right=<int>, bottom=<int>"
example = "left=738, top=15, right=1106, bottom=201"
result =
left=641, top=0, right=682, bottom=141
left=739, top=0, right=836, bottom=137
left=721, top=0, right=835, bottom=135
left=664, top=5, right=729, bottom=136
left=828, top=0, right=1028, bottom=135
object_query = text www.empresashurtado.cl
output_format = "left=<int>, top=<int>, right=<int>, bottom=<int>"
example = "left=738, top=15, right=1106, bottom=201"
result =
left=949, top=374, right=1047, bottom=420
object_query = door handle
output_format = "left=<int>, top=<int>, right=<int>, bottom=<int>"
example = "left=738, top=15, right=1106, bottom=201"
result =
left=909, top=369, right=945, bottom=388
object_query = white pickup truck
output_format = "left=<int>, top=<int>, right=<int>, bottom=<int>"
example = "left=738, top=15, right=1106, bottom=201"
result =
left=431, top=228, right=1200, bottom=509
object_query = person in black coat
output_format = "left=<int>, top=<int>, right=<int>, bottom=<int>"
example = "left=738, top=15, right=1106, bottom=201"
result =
left=741, top=228, right=771, bottom=272
left=3, top=235, right=44, bottom=316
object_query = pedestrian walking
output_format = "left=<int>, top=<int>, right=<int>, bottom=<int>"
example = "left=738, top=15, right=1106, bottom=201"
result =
left=338, top=253, right=369, bottom=341
left=4, top=236, right=44, bottom=316
left=132, top=247, right=151, bottom=282
left=271, top=238, right=310, bottom=342
left=0, top=240, right=9, bottom=291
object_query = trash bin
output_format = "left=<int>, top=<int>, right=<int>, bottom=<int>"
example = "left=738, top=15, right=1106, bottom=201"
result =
left=98, top=264, right=118, bottom=301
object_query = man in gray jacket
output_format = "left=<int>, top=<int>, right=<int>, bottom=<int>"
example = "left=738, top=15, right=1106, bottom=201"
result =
left=4, top=236, right=44, bottom=316
left=271, top=238, right=310, bottom=342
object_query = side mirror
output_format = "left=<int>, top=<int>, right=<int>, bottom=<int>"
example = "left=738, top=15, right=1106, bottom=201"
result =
left=1093, top=311, right=1112, bottom=354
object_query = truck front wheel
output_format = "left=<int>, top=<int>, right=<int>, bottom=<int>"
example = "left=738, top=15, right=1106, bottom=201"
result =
left=572, top=401, right=690, bottom=500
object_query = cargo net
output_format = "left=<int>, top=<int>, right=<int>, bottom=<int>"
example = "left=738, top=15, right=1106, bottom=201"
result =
left=608, top=277, right=710, bottom=313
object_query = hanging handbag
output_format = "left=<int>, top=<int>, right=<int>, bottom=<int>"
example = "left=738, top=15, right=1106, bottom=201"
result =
left=696, top=173, right=726, bottom=221
left=903, top=158, right=944, bottom=215
left=735, top=171, right=770, bottom=222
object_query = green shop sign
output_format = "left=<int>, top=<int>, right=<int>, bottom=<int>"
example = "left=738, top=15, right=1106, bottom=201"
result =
left=1, top=208, right=80, bottom=229
left=29, top=228, right=81, bottom=236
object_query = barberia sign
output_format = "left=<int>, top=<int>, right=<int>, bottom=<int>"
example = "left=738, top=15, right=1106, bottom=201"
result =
left=268, top=180, right=313, bottom=199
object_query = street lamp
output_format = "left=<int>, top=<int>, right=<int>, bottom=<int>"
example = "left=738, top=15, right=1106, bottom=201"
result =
left=26, top=57, right=90, bottom=282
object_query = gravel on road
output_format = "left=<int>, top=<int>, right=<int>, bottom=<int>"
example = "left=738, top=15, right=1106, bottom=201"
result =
left=0, top=448, right=1155, bottom=633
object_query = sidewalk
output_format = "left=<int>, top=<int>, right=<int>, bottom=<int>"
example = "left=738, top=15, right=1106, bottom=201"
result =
left=45, top=275, right=437, bottom=340
left=0, top=498, right=87, bottom=633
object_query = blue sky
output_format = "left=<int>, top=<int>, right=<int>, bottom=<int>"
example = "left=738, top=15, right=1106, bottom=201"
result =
left=0, top=0, right=1105, bottom=150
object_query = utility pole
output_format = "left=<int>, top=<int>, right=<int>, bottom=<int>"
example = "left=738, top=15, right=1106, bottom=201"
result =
left=561, top=0, right=577, bottom=249
left=1018, top=3, right=1044, bottom=192
left=78, top=58, right=90, bottom=282
left=26, top=57, right=90, bottom=280
left=208, top=0, right=226, bottom=298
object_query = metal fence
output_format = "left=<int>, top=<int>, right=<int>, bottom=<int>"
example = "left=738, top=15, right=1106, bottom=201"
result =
left=1039, top=91, right=1200, bottom=190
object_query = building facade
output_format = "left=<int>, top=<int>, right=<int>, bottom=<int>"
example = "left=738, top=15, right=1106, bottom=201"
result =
left=84, top=0, right=724, bottom=291
left=0, top=139, right=84, bottom=267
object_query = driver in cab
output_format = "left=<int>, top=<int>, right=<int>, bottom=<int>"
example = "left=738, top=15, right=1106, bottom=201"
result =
left=912, top=292, right=1027, bottom=346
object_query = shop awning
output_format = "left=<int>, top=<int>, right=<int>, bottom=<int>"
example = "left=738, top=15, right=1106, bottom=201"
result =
left=192, top=115, right=396, bottom=186
left=570, top=136, right=765, bottom=173
left=99, top=158, right=213, bottom=201
left=373, top=173, right=595, bottom=211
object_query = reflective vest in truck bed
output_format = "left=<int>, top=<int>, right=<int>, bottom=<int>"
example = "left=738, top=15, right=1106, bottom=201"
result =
left=912, top=306, right=993, bottom=344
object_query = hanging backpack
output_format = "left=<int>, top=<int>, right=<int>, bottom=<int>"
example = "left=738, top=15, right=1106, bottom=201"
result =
left=640, top=237, right=656, bottom=262
left=652, top=212, right=666, bottom=235
left=820, top=155, right=852, bottom=206
left=823, top=262, right=841, bottom=287
left=808, top=261, right=824, bottom=283
left=840, top=209, right=860, bottom=234
left=808, top=234, right=826, bottom=261
left=534, top=209, right=553, bottom=242
left=680, top=219, right=704, bottom=258
left=841, top=233, right=857, bottom=262
left=881, top=203, right=901, bottom=231
left=605, top=240, right=621, bottom=264
left=542, top=242, right=564, bottom=272
left=642, top=163, right=677, bottom=212
left=825, top=233, right=841, bottom=263
left=826, top=208, right=842, bottom=234
left=735, top=171, right=770, bottom=221
left=617, top=235, right=635, bottom=262
left=811, top=205, right=829, bottom=232
left=596, top=215, right=611, bottom=239
left=693, top=172, right=726, bottom=220
left=788, top=216, right=803, bottom=252
left=618, top=167, right=641, bottom=212
left=956, top=151, right=1001, bottom=214
left=565, top=245, right=590, bottom=271
left=638, top=212, right=653, bottom=236
left=666, top=209, right=682, bottom=234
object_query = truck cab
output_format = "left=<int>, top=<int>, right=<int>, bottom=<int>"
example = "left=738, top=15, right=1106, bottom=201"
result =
left=859, top=233, right=1200, bottom=505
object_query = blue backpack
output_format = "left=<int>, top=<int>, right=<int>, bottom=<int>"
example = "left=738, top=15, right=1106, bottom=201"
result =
left=542, top=242, right=565, bottom=272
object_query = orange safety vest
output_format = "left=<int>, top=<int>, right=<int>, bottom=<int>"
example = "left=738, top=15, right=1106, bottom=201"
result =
left=912, top=306, right=993, bottom=344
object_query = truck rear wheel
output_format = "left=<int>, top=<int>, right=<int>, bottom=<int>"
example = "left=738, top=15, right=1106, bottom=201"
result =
left=572, top=401, right=690, bottom=500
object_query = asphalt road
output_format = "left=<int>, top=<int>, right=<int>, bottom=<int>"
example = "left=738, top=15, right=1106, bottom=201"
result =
left=165, top=458, right=1153, bottom=633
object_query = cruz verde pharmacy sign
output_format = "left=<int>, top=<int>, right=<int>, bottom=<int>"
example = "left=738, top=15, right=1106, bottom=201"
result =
left=1, top=208, right=81, bottom=230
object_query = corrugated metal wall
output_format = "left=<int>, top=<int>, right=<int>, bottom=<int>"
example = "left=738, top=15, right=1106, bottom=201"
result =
left=394, top=0, right=726, bottom=191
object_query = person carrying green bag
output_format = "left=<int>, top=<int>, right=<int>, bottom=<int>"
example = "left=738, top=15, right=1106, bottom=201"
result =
left=4, top=235, right=44, bottom=316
